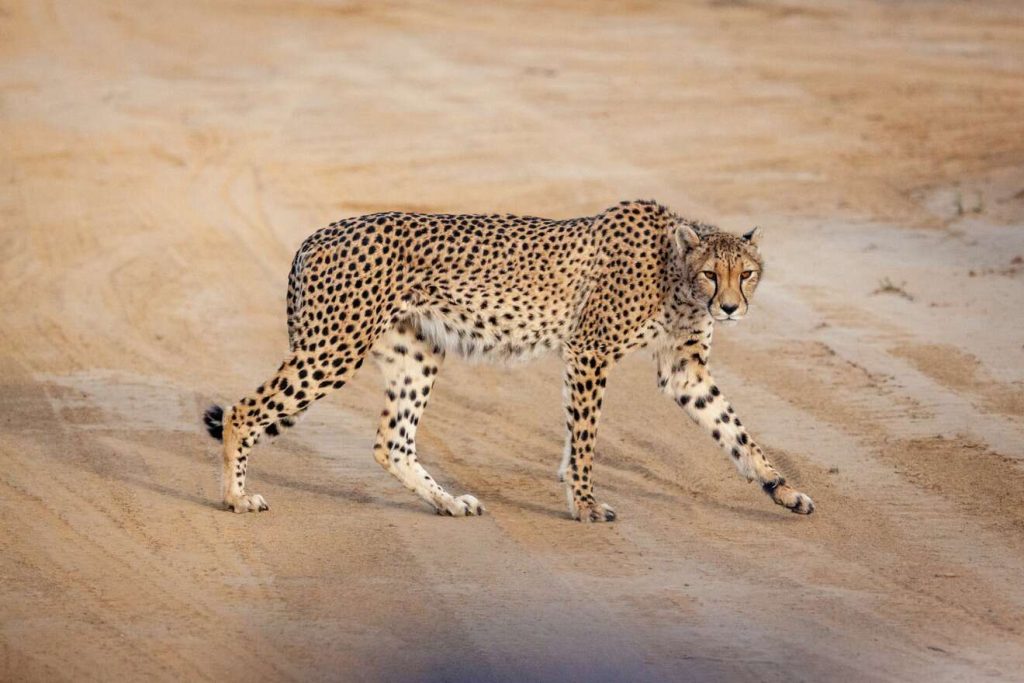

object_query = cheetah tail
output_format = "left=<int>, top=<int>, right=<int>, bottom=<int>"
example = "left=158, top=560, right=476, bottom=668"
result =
left=202, top=404, right=225, bottom=442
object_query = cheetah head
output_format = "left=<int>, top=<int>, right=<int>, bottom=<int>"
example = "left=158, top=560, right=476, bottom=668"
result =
left=674, top=223, right=764, bottom=323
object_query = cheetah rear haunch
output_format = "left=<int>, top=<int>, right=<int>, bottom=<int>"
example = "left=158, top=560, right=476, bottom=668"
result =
left=203, top=200, right=814, bottom=521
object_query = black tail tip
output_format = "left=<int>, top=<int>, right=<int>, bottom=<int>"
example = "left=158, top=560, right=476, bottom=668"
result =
left=203, top=405, right=225, bottom=442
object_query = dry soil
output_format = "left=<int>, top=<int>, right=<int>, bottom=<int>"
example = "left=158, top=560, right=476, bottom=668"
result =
left=2, top=1, right=1024, bottom=681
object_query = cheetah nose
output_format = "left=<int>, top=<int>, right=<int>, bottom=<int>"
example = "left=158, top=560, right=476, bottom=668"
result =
left=720, top=303, right=739, bottom=315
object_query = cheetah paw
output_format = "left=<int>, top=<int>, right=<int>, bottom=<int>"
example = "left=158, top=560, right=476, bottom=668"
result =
left=787, top=492, right=815, bottom=515
left=768, top=483, right=814, bottom=515
left=437, top=494, right=485, bottom=517
left=573, top=499, right=617, bottom=523
left=224, top=493, right=270, bottom=513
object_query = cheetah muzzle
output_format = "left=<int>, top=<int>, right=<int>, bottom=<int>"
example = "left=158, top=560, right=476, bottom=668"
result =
left=203, top=200, right=815, bottom=521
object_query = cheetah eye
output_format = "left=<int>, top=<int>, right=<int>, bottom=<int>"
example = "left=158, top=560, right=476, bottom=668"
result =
left=701, top=271, right=717, bottom=281
left=741, top=270, right=756, bottom=280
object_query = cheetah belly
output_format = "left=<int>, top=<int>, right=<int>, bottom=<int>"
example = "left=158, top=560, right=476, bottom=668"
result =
left=409, top=307, right=568, bottom=365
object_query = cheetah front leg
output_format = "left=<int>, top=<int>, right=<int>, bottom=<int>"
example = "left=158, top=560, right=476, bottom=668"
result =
left=370, top=323, right=483, bottom=517
left=561, top=350, right=616, bottom=523
left=656, top=341, right=814, bottom=514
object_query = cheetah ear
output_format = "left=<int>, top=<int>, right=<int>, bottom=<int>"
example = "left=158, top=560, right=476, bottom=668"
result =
left=742, top=226, right=763, bottom=246
left=674, top=223, right=701, bottom=252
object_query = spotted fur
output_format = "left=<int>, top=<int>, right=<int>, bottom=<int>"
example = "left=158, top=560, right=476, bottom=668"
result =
left=204, top=199, right=814, bottom=520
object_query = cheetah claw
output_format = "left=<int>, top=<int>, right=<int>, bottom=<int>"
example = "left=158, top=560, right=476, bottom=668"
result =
left=224, top=493, right=270, bottom=513
left=787, top=492, right=815, bottom=514
left=436, top=494, right=485, bottom=517
left=574, top=500, right=616, bottom=523
left=767, top=483, right=814, bottom=515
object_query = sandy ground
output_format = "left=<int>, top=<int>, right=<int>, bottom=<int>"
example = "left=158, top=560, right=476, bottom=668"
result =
left=2, top=1, right=1024, bottom=680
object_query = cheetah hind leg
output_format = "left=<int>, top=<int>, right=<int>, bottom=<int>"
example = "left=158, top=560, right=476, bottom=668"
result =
left=217, top=342, right=367, bottom=513
left=371, top=323, right=484, bottom=517
left=263, top=413, right=303, bottom=441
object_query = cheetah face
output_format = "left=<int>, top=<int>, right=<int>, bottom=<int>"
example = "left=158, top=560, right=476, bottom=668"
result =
left=675, top=224, right=764, bottom=323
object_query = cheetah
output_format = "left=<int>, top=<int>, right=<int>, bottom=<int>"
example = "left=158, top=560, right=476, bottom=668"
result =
left=203, top=199, right=815, bottom=522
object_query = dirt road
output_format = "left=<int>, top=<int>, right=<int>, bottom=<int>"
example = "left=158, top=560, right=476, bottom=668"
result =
left=2, top=1, right=1024, bottom=680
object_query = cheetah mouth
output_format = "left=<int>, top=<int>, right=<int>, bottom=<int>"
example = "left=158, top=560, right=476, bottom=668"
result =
left=710, top=310, right=744, bottom=324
